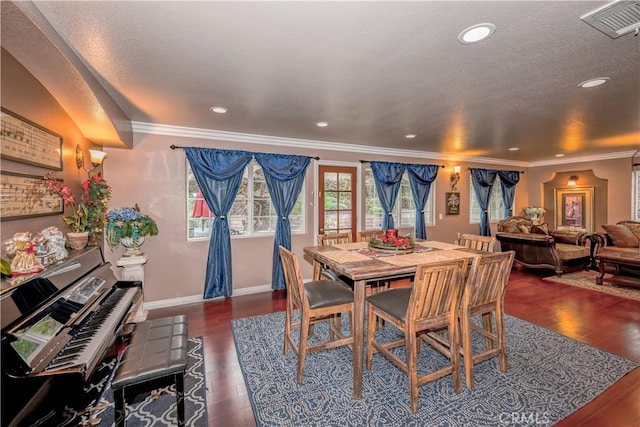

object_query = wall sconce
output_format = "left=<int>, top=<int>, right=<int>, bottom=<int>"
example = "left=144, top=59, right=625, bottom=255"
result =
left=76, top=144, right=107, bottom=174
left=89, top=149, right=107, bottom=168
left=567, top=175, right=578, bottom=186
left=450, top=165, right=461, bottom=191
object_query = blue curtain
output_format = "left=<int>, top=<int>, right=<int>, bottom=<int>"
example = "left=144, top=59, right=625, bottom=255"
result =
left=185, top=148, right=253, bottom=299
left=498, top=170, right=521, bottom=217
left=470, top=168, right=498, bottom=236
left=255, top=153, right=311, bottom=290
left=406, top=164, right=439, bottom=239
left=370, top=161, right=407, bottom=230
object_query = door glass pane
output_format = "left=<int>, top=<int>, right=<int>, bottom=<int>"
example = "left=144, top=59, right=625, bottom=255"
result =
left=338, top=173, right=352, bottom=191
left=339, top=212, right=352, bottom=229
left=324, top=192, right=338, bottom=209
left=338, top=192, right=351, bottom=209
left=324, top=172, right=338, bottom=191
left=324, top=211, right=337, bottom=231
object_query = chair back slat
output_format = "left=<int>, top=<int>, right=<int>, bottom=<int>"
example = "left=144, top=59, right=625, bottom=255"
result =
left=457, top=233, right=496, bottom=252
left=279, top=246, right=305, bottom=308
left=319, top=232, right=352, bottom=246
left=464, top=251, right=515, bottom=308
left=356, top=230, right=382, bottom=242
left=410, top=260, right=466, bottom=321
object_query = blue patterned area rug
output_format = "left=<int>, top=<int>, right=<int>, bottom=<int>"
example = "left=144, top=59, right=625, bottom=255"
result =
left=77, top=336, right=207, bottom=426
left=232, top=313, right=638, bottom=427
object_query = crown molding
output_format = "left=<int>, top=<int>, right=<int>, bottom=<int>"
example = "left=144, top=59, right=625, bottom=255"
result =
left=132, top=121, right=631, bottom=168
left=528, top=150, right=637, bottom=167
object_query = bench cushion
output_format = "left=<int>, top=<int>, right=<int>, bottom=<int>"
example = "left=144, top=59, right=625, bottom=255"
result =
left=112, top=315, right=188, bottom=389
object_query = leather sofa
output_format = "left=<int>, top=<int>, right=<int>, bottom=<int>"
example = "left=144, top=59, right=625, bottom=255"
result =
left=590, top=220, right=640, bottom=255
left=495, top=216, right=591, bottom=276
left=589, top=220, right=640, bottom=276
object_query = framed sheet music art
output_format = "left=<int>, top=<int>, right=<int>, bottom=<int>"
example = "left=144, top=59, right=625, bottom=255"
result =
left=0, top=171, right=63, bottom=220
left=1, top=108, right=63, bottom=170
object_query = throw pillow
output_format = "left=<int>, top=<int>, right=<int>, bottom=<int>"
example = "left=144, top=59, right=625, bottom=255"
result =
left=518, top=224, right=531, bottom=233
left=623, top=222, right=640, bottom=240
left=531, top=223, right=550, bottom=235
left=602, top=224, right=640, bottom=248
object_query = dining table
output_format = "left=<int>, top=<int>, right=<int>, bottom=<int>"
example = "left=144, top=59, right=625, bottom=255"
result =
left=303, top=239, right=483, bottom=400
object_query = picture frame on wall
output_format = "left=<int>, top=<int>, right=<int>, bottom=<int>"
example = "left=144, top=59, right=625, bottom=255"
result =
left=0, top=107, right=63, bottom=170
left=446, top=192, right=460, bottom=215
left=554, top=186, right=594, bottom=232
left=0, top=171, right=63, bottom=220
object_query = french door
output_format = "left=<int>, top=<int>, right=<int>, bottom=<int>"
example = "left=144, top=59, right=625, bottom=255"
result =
left=318, top=165, right=357, bottom=241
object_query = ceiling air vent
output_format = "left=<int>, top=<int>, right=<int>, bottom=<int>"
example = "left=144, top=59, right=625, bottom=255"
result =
left=581, top=0, right=640, bottom=38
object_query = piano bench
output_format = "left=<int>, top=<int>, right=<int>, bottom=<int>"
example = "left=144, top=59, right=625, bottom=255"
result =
left=111, top=315, right=188, bottom=427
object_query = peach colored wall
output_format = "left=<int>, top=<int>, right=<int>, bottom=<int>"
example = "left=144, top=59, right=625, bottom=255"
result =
left=525, top=157, right=633, bottom=230
left=0, top=49, right=100, bottom=243
left=103, top=132, right=531, bottom=302
left=3, top=48, right=633, bottom=304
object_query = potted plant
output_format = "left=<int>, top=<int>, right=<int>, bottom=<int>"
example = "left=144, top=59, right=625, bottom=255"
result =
left=45, top=172, right=111, bottom=249
left=106, top=205, right=159, bottom=256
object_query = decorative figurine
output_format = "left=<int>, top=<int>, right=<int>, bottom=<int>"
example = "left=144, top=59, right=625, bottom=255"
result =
left=40, top=226, right=68, bottom=264
left=4, top=232, right=44, bottom=276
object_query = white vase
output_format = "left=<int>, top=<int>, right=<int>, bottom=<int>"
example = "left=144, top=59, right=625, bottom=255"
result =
left=66, top=232, right=89, bottom=251
left=120, top=236, right=145, bottom=257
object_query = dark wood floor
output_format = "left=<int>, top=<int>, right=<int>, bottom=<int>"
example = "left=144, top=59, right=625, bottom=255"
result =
left=149, top=268, right=640, bottom=427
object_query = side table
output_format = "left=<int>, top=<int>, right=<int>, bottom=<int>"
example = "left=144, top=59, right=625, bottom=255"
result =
left=116, top=255, right=148, bottom=321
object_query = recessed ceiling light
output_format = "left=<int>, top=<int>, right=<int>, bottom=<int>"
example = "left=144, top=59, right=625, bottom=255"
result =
left=555, top=154, right=565, bottom=157
left=508, top=147, right=520, bottom=151
left=405, top=134, right=417, bottom=139
left=458, top=23, right=496, bottom=44
left=210, top=106, right=228, bottom=114
left=578, top=77, right=610, bottom=88
left=315, top=121, right=329, bottom=127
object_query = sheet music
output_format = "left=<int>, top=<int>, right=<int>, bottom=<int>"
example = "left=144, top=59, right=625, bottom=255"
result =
left=1, top=110, right=62, bottom=169
left=0, top=172, right=62, bottom=219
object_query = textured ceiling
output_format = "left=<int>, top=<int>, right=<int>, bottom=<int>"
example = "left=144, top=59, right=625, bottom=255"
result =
left=3, top=1, right=640, bottom=163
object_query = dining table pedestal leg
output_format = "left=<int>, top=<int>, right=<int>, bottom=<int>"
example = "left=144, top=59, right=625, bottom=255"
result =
left=353, top=279, right=366, bottom=399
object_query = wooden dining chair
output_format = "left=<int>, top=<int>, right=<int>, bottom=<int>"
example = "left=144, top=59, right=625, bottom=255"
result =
left=318, top=232, right=352, bottom=246
left=316, top=232, right=352, bottom=283
left=365, top=259, right=466, bottom=412
left=457, top=233, right=497, bottom=252
left=457, top=250, right=515, bottom=388
left=278, top=246, right=355, bottom=384
left=356, top=230, right=382, bottom=243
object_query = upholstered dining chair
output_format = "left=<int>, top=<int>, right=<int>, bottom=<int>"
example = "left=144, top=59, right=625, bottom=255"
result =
left=457, top=250, right=515, bottom=389
left=457, top=233, right=497, bottom=252
left=365, top=259, right=466, bottom=412
left=278, top=246, right=355, bottom=384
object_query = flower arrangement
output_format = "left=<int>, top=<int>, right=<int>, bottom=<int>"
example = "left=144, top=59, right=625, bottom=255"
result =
left=523, top=206, right=546, bottom=216
left=45, top=172, right=111, bottom=237
left=369, top=229, right=414, bottom=250
left=106, top=205, right=159, bottom=250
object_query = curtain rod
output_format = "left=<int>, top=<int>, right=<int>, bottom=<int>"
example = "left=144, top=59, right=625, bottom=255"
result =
left=359, top=160, right=445, bottom=168
left=170, top=145, right=319, bottom=160
left=467, top=167, right=525, bottom=174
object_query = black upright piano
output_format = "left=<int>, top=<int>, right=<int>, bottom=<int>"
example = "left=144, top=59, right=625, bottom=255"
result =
left=1, top=246, right=142, bottom=426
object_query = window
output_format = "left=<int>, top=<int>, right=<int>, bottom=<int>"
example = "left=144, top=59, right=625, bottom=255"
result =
left=633, top=170, right=640, bottom=221
left=364, top=166, right=435, bottom=230
left=187, top=161, right=304, bottom=240
left=469, top=175, right=509, bottom=223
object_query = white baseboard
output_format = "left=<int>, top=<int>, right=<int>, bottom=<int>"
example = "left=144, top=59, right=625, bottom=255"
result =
left=143, top=283, right=276, bottom=311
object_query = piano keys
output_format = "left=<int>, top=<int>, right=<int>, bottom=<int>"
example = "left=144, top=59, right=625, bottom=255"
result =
left=1, top=246, right=142, bottom=426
